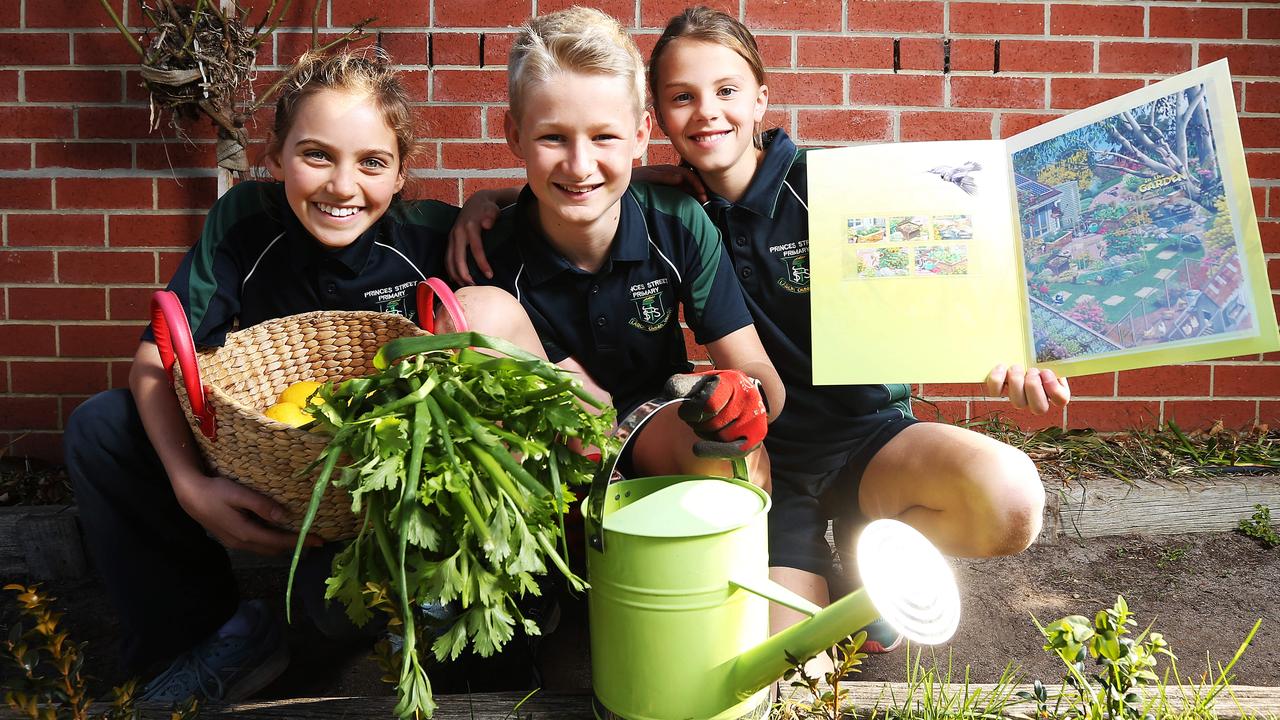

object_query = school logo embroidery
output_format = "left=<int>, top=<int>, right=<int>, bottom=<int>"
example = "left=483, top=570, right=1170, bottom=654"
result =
left=770, top=239, right=810, bottom=294
left=365, top=280, right=417, bottom=320
left=627, top=277, right=672, bottom=332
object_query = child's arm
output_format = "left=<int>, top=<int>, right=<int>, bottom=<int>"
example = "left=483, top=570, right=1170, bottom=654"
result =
left=129, top=341, right=317, bottom=555
left=448, top=188, right=519, bottom=285
left=985, top=364, right=1071, bottom=415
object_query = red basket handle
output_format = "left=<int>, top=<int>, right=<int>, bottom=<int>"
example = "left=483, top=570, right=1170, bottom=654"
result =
left=416, top=277, right=468, bottom=334
left=150, top=290, right=216, bottom=439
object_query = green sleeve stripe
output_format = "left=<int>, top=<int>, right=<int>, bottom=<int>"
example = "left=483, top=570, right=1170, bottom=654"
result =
left=635, top=185, right=724, bottom=322
left=186, top=182, right=271, bottom=334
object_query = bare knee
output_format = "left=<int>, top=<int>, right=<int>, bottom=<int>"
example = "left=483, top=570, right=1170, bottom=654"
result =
left=973, top=446, right=1044, bottom=556
left=447, top=286, right=545, bottom=357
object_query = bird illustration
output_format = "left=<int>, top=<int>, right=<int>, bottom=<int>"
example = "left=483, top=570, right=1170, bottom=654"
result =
left=927, top=161, right=982, bottom=196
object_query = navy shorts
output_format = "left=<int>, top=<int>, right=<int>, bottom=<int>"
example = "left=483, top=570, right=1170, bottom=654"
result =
left=767, top=407, right=919, bottom=580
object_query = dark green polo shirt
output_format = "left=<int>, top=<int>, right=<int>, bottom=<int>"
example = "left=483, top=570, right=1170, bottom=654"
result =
left=474, top=183, right=753, bottom=414
left=701, top=129, right=913, bottom=470
left=144, top=181, right=458, bottom=347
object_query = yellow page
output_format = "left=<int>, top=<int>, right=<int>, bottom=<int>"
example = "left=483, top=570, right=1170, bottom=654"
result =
left=809, top=140, right=1027, bottom=385
left=1006, top=59, right=1279, bottom=376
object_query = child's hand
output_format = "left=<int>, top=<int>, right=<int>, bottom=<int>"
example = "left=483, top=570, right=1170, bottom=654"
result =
left=663, top=369, right=768, bottom=457
left=173, top=471, right=322, bottom=555
left=448, top=190, right=500, bottom=285
left=986, top=364, right=1071, bottom=415
left=633, top=164, right=708, bottom=203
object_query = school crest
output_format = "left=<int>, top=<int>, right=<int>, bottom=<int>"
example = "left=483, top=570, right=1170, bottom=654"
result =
left=627, top=277, right=673, bottom=332
left=771, top=239, right=810, bottom=294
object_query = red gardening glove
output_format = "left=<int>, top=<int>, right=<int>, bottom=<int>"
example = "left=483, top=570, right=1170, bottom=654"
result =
left=663, top=369, right=768, bottom=458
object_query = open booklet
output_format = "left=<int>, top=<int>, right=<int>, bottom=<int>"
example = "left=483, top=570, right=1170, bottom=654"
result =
left=808, top=59, right=1278, bottom=385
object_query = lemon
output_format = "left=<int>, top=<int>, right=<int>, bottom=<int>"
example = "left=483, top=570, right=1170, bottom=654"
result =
left=280, top=380, right=323, bottom=407
left=264, top=401, right=313, bottom=428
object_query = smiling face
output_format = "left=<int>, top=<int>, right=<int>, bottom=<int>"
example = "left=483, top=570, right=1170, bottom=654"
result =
left=505, top=71, right=651, bottom=253
left=653, top=39, right=768, bottom=199
left=266, top=88, right=405, bottom=249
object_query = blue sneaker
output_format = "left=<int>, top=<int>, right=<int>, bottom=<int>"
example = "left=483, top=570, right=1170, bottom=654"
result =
left=858, top=617, right=903, bottom=654
left=140, top=600, right=289, bottom=704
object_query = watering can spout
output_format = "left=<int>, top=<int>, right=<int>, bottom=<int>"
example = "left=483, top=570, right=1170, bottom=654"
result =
left=727, top=519, right=962, bottom=701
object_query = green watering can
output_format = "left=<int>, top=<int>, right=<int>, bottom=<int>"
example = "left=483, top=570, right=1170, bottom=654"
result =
left=583, top=399, right=962, bottom=720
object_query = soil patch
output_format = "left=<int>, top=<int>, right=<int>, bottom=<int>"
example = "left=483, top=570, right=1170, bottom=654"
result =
left=3, top=531, right=1276, bottom=702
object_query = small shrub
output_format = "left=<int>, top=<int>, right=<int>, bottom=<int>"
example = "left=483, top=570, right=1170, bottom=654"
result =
left=1237, top=504, right=1278, bottom=548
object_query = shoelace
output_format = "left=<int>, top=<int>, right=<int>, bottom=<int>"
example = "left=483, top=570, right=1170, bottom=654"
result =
left=143, top=641, right=236, bottom=702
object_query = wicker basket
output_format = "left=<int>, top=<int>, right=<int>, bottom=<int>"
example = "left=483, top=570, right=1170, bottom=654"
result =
left=151, top=281, right=461, bottom=541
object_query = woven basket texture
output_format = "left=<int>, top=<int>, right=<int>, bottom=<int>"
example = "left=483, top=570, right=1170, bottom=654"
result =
left=173, top=310, right=425, bottom=540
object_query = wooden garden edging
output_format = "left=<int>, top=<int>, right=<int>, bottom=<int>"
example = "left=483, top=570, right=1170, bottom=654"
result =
left=4, top=474, right=1279, bottom=579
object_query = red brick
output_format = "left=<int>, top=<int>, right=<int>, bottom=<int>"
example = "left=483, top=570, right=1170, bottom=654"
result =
left=951, top=3, right=1044, bottom=35
left=768, top=72, right=843, bottom=105
left=1200, top=44, right=1280, bottom=78
left=433, top=0, right=526, bottom=27
left=157, top=177, right=217, bottom=210
left=8, top=214, right=104, bottom=248
left=74, top=31, right=143, bottom=65
left=432, top=69, right=507, bottom=103
left=968, top=400, right=1065, bottom=431
left=911, top=399, right=970, bottom=424
left=440, top=142, right=520, bottom=171
left=1261, top=222, right=1280, bottom=253
left=58, top=251, right=155, bottom=284
left=640, top=0, right=735, bottom=28
left=34, top=141, right=132, bottom=170
left=0, top=397, right=60, bottom=432
left=1245, top=82, right=1280, bottom=113
left=59, top=324, right=140, bottom=358
left=379, top=33, right=429, bottom=66
left=1051, top=77, right=1143, bottom=110
left=951, top=76, right=1045, bottom=109
left=644, top=142, right=683, bottom=166
left=0, top=0, right=17, bottom=25
left=0, top=251, right=54, bottom=283
left=157, top=251, right=185, bottom=280
left=1248, top=152, right=1280, bottom=180
left=1066, top=400, right=1160, bottom=431
left=798, top=36, right=890, bottom=69
left=0, top=70, right=15, bottom=102
left=540, top=0, right=632, bottom=23
left=27, top=0, right=124, bottom=27
left=415, top=106, right=483, bottom=139
left=795, top=109, right=893, bottom=142
left=481, top=32, right=516, bottom=67
left=0, top=324, right=56, bottom=356
left=999, top=40, right=1093, bottom=74
left=108, top=287, right=159, bottom=321
left=77, top=106, right=157, bottom=140
left=329, top=0, right=429, bottom=26
left=431, top=32, right=481, bottom=66
left=135, top=141, right=220, bottom=170
left=8, top=287, right=107, bottom=321
left=1117, top=365, right=1211, bottom=397
left=751, top=35, right=790, bottom=68
left=847, top=0, right=943, bottom=32
left=1066, top=372, right=1114, bottom=397
left=1151, top=7, right=1242, bottom=39
left=55, top=178, right=152, bottom=210
left=409, top=177, right=463, bottom=206
left=1098, top=42, right=1194, bottom=75
left=1269, top=258, right=1280, bottom=290
left=900, top=111, right=994, bottom=141
left=110, top=360, right=132, bottom=389
left=918, top=382, right=987, bottom=397
left=745, top=0, right=841, bottom=31
left=1050, top=4, right=1144, bottom=37
left=108, top=214, right=203, bottom=249
left=0, top=142, right=27, bottom=169
left=999, top=112, right=1063, bottom=138
left=1255, top=186, right=1268, bottom=219
left=0, top=432, right=65, bottom=465
left=1272, top=187, right=1280, bottom=218
left=0, top=178, right=53, bottom=209
left=0, top=107, right=74, bottom=139
left=10, top=361, right=109, bottom=394
left=26, top=70, right=122, bottom=103
left=0, top=32, right=71, bottom=64
left=950, top=39, right=994, bottom=72
left=1215, top=364, right=1280, bottom=396
left=1242, top=118, right=1280, bottom=150
left=850, top=74, right=943, bottom=107
left=1249, top=9, right=1280, bottom=40
left=899, top=37, right=944, bottom=72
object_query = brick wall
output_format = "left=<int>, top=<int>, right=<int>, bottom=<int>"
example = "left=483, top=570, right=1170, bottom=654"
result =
left=1, top=0, right=1278, bottom=463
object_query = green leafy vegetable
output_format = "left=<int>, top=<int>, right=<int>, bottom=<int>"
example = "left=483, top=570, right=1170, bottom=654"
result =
left=288, top=331, right=617, bottom=719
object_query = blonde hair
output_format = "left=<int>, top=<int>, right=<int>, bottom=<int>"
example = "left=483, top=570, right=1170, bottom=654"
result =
left=649, top=6, right=767, bottom=148
left=267, top=46, right=417, bottom=173
left=508, top=7, right=646, bottom=122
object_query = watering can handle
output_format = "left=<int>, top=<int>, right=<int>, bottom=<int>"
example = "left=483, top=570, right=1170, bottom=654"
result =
left=586, top=397, right=750, bottom=552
